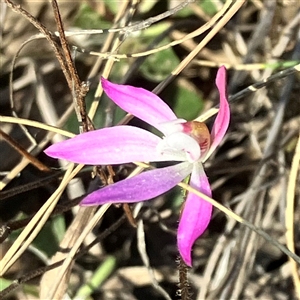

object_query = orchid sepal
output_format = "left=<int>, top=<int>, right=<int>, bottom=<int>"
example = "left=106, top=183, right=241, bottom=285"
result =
left=203, top=66, right=230, bottom=161
left=177, top=162, right=212, bottom=266
left=44, top=125, right=186, bottom=165
left=80, top=162, right=193, bottom=206
left=101, top=78, right=177, bottom=134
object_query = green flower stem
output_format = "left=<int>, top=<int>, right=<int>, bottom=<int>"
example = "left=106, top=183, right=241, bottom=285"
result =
left=74, top=256, right=116, bottom=299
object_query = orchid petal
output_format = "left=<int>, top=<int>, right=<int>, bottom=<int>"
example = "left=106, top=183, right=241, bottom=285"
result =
left=80, top=162, right=193, bottom=206
left=204, top=66, right=230, bottom=160
left=101, top=78, right=177, bottom=133
left=177, top=162, right=212, bottom=266
left=45, top=126, right=170, bottom=164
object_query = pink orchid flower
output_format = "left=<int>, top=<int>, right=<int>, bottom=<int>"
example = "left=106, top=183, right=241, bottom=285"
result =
left=45, top=66, right=230, bottom=266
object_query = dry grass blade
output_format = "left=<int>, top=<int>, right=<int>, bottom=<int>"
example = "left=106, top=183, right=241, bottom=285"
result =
left=0, top=164, right=74, bottom=275
left=0, top=115, right=75, bottom=139
left=152, top=0, right=245, bottom=94
left=45, top=203, right=111, bottom=299
left=285, top=132, right=300, bottom=297
left=85, top=0, right=232, bottom=60
left=137, top=219, right=172, bottom=300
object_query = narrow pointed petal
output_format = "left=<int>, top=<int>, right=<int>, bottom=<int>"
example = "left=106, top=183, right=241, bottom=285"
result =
left=45, top=126, right=168, bottom=164
left=205, top=66, right=230, bottom=160
left=81, top=162, right=193, bottom=206
left=177, top=163, right=212, bottom=266
left=101, top=78, right=177, bottom=133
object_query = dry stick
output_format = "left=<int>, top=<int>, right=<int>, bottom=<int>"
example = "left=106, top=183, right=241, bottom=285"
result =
left=0, top=172, right=63, bottom=201
left=197, top=61, right=300, bottom=124
left=285, top=132, right=300, bottom=297
left=50, top=0, right=80, bottom=89
left=0, top=128, right=50, bottom=172
left=50, top=0, right=89, bottom=133
left=229, top=62, right=300, bottom=103
left=192, top=60, right=300, bottom=70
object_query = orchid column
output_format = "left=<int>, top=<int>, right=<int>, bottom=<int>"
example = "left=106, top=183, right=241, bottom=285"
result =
left=45, top=66, right=230, bottom=266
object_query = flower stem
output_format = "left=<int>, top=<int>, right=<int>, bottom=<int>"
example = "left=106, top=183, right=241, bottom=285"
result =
left=177, top=256, right=191, bottom=300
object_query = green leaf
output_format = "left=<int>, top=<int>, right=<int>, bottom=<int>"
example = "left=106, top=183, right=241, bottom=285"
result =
left=175, top=0, right=218, bottom=17
left=8, top=213, right=64, bottom=258
left=200, top=0, right=219, bottom=16
left=161, top=81, right=204, bottom=121
left=103, top=0, right=119, bottom=15
left=0, top=278, right=38, bottom=297
left=74, top=256, right=116, bottom=298
left=74, top=3, right=111, bottom=29
left=140, top=38, right=180, bottom=82
left=32, top=218, right=63, bottom=257
left=0, top=278, right=12, bottom=291
left=51, top=214, right=66, bottom=244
